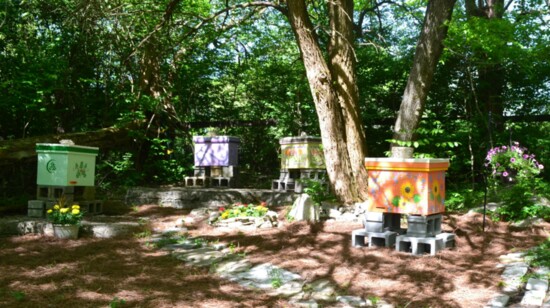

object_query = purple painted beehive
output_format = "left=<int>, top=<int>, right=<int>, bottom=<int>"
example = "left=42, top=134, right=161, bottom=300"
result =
left=193, top=136, right=239, bottom=167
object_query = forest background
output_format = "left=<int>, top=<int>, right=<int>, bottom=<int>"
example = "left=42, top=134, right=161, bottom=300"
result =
left=0, top=0, right=549, bottom=218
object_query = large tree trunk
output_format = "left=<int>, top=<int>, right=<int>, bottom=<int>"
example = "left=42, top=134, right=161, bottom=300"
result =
left=286, top=0, right=367, bottom=204
left=328, top=0, right=369, bottom=200
left=393, top=0, right=456, bottom=143
left=465, top=0, right=507, bottom=132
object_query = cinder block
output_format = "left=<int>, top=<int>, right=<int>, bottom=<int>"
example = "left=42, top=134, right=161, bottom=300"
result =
left=352, top=229, right=368, bottom=247
left=365, top=212, right=384, bottom=222
left=365, top=220, right=384, bottom=232
left=28, top=200, right=46, bottom=217
left=364, top=212, right=403, bottom=233
left=222, top=166, right=238, bottom=177
left=368, top=231, right=397, bottom=248
left=193, top=166, right=209, bottom=176
left=396, top=235, right=444, bottom=256
left=406, top=214, right=442, bottom=237
left=184, top=176, right=210, bottom=187
left=271, top=179, right=295, bottom=192
left=210, top=166, right=223, bottom=177
left=436, top=232, right=455, bottom=248
left=37, top=186, right=76, bottom=200
left=300, top=169, right=327, bottom=181
left=383, top=213, right=402, bottom=232
left=76, top=200, right=103, bottom=215
left=211, top=177, right=235, bottom=188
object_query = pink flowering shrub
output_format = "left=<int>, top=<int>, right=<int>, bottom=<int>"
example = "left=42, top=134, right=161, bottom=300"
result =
left=485, top=142, right=544, bottom=183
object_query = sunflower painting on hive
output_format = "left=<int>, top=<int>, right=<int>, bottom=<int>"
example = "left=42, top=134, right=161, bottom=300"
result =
left=391, top=179, right=422, bottom=210
left=430, top=178, right=442, bottom=203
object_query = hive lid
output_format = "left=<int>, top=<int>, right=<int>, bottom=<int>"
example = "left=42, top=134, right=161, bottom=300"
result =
left=192, top=136, right=240, bottom=143
left=279, top=136, right=322, bottom=145
left=35, top=143, right=99, bottom=155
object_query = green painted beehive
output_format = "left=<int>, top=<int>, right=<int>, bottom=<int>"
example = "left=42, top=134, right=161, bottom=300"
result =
left=36, top=143, right=99, bottom=186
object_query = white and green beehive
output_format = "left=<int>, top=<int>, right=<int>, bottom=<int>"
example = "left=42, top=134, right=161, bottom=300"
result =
left=36, top=143, right=99, bottom=186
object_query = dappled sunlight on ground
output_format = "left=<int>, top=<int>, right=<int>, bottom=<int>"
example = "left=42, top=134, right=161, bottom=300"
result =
left=1, top=205, right=548, bottom=307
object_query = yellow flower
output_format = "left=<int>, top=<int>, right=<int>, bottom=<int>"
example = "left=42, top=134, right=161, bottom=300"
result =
left=60, top=208, right=69, bottom=214
left=72, top=205, right=80, bottom=210
left=47, top=209, right=53, bottom=214
left=72, top=209, right=80, bottom=215
left=221, top=212, right=229, bottom=219
left=400, top=181, right=415, bottom=200
left=53, top=204, right=60, bottom=210
left=432, top=181, right=440, bottom=196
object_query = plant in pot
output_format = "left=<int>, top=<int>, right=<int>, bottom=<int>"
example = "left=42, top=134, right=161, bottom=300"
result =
left=485, top=142, right=544, bottom=185
left=47, top=198, right=84, bottom=239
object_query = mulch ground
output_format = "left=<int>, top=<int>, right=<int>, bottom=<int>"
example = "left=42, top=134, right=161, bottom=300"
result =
left=1, top=205, right=548, bottom=308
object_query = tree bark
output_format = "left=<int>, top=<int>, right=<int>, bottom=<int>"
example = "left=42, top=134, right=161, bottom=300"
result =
left=286, top=0, right=366, bottom=204
left=393, top=0, right=456, bottom=143
left=465, top=0, right=507, bottom=132
left=328, top=0, right=369, bottom=200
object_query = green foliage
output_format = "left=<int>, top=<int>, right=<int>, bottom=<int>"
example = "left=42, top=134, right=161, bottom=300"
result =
left=46, top=196, right=84, bottom=225
left=109, top=297, right=126, bottom=308
left=485, top=142, right=543, bottom=186
left=10, top=290, right=26, bottom=302
left=268, top=268, right=283, bottom=289
left=445, top=188, right=486, bottom=212
left=302, top=179, right=336, bottom=206
left=490, top=179, right=550, bottom=222
left=217, top=202, right=269, bottom=220
left=526, top=237, right=550, bottom=269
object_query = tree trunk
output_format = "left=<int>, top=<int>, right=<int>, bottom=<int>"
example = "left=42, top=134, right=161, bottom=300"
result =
left=286, top=0, right=367, bottom=204
left=328, top=0, right=370, bottom=200
left=393, top=0, right=456, bottom=143
left=465, top=0, right=506, bottom=132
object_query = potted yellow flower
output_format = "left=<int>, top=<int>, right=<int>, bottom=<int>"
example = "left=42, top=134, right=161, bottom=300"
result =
left=47, top=204, right=84, bottom=239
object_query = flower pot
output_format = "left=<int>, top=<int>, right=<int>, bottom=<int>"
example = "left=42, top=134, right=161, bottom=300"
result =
left=52, top=224, right=79, bottom=239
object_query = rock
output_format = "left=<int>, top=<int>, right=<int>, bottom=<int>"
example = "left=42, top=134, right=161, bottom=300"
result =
left=268, top=281, right=304, bottom=297
left=520, top=290, right=546, bottom=306
left=213, top=258, right=252, bottom=276
left=498, top=252, right=526, bottom=264
left=288, top=194, right=320, bottom=222
left=337, top=212, right=358, bottom=222
left=328, top=208, right=342, bottom=218
left=209, top=212, right=220, bottom=224
left=501, top=263, right=529, bottom=293
left=308, top=279, right=336, bottom=301
left=534, top=266, right=550, bottom=275
left=336, top=295, right=367, bottom=307
left=486, top=294, right=510, bottom=308
left=512, top=217, right=544, bottom=228
left=265, top=210, right=278, bottom=220
left=175, top=217, right=185, bottom=227
left=526, top=278, right=549, bottom=292
left=353, top=201, right=368, bottom=215
left=173, top=247, right=227, bottom=267
left=469, top=202, right=502, bottom=214
left=190, top=208, right=209, bottom=216
left=289, top=299, right=319, bottom=308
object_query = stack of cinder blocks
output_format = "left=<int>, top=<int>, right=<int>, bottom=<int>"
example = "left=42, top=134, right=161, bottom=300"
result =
left=28, top=186, right=102, bottom=218
left=395, top=214, right=455, bottom=256
left=352, top=212, right=403, bottom=248
left=352, top=212, right=455, bottom=256
left=272, top=170, right=298, bottom=192
left=185, top=166, right=238, bottom=188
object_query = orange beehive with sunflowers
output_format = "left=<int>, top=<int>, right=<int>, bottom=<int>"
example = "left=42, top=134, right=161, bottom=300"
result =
left=364, top=158, right=450, bottom=216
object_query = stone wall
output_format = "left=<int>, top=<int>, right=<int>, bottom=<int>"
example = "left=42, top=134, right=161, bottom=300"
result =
left=125, top=187, right=296, bottom=209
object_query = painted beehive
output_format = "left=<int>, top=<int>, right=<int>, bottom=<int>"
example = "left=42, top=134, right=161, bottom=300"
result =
left=280, top=136, right=325, bottom=169
left=193, top=136, right=239, bottom=167
left=365, top=158, right=450, bottom=216
left=36, top=143, right=99, bottom=186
